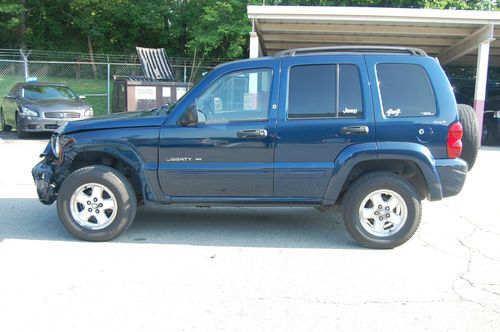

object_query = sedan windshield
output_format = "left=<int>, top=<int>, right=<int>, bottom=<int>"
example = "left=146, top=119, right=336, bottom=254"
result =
left=22, top=85, right=77, bottom=100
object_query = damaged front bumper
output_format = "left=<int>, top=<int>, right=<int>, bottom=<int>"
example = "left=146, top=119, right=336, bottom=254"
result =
left=32, top=158, right=57, bottom=205
left=32, top=143, right=58, bottom=205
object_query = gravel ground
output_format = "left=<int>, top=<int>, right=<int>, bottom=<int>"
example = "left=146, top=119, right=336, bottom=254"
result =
left=0, top=131, right=499, bottom=331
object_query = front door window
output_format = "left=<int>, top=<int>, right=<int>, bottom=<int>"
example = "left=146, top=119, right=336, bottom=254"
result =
left=194, top=68, right=272, bottom=123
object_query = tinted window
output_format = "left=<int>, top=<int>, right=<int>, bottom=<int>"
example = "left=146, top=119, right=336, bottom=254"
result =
left=288, top=64, right=363, bottom=119
left=339, top=65, right=364, bottom=118
left=288, top=64, right=336, bottom=118
left=195, top=68, right=272, bottom=123
left=377, top=64, right=436, bottom=117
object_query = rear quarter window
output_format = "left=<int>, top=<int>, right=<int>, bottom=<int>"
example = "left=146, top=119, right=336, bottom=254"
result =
left=377, top=63, right=436, bottom=118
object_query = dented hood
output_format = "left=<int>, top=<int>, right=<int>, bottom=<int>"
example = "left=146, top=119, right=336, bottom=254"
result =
left=59, top=110, right=165, bottom=134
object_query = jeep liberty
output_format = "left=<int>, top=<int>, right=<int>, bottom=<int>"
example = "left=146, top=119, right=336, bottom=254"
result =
left=32, top=46, right=469, bottom=249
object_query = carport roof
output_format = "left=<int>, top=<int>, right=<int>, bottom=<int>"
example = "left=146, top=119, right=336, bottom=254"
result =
left=247, top=5, right=500, bottom=65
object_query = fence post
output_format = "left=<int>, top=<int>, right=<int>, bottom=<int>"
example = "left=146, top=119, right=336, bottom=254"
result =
left=107, top=58, right=111, bottom=114
left=184, top=63, right=187, bottom=83
left=20, top=49, right=31, bottom=81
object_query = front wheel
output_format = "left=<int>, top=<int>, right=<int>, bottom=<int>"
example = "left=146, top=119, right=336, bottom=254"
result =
left=16, top=113, right=29, bottom=138
left=0, top=107, right=10, bottom=131
left=57, top=165, right=137, bottom=241
left=342, top=172, right=422, bottom=249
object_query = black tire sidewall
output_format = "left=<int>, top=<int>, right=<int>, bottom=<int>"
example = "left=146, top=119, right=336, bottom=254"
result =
left=57, top=166, right=137, bottom=241
left=0, top=107, right=5, bottom=130
left=457, top=104, right=480, bottom=169
left=16, top=113, right=27, bottom=138
left=343, top=173, right=421, bottom=249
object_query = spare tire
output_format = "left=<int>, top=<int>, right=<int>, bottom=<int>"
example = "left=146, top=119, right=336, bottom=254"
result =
left=457, top=104, right=480, bottom=170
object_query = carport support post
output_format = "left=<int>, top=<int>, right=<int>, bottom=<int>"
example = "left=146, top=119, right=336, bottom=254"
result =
left=249, top=31, right=262, bottom=59
left=107, top=60, right=111, bottom=114
left=474, top=41, right=490, bottom=138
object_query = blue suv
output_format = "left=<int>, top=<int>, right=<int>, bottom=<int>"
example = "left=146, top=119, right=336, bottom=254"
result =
left=32, top=46, right=469, bottom=248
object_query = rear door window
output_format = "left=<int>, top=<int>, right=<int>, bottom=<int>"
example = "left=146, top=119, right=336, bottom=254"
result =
left=377, top=64, right=436, bottom=117
left=288, top=64, right=363, bottom=119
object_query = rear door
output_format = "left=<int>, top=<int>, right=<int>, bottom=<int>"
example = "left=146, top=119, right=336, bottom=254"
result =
left=274, top=55, right=375, bottom=198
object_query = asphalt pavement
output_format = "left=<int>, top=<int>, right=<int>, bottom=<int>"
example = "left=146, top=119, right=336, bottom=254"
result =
left=0, top=131, right=499, bottom=331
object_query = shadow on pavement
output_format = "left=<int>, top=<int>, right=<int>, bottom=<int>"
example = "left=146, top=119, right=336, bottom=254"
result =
left=480, top=144, right=500, bottom=150
left=0, top=198, right=357, bottom=249
left=0, top=131, right=51, bottom=141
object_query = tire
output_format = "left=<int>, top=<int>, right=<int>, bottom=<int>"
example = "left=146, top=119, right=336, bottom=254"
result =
left=57, top=165, right=137, bottom=241
left=15, top=113, right=29, bottom=139
left=342, top=172, right=422, bottom=249
left=457, top=104, right=480, bottom=170
left=482, top=122, right=496, bottom=146
left=0, top=107, right=9, bottom=131
left=0, top=107, right=7, bottom=131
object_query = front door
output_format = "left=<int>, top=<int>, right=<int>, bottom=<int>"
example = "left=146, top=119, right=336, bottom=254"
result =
left=158, top=63, right=278, bottom=200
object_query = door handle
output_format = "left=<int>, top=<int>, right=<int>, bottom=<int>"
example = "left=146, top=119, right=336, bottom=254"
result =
left=341, top=126, right=369, bottom=135
left=237, top=129, right=268, bottom=138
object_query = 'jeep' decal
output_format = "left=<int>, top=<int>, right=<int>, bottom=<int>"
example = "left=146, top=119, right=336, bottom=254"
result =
left=342, top=108, right=359, bottom=115
left=386, top=108, right=401, bottom=117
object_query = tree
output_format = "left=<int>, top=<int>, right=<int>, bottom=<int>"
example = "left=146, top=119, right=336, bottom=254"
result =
left=0, top=0, right=24, bottom=48
left=0, top=0, right=498, bottom=58
left=187, top=0, right=251, bottom=59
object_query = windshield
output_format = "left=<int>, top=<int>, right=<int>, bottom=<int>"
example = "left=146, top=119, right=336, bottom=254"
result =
left=22, top=85, right=77, bottom=101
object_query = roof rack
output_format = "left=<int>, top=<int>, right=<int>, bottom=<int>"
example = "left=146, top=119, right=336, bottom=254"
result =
left=274, top=46, right=428, bottom=57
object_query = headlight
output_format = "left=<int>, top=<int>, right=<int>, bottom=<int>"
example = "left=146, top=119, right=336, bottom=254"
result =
left=51, top=135, right=61, bottom=157
left=20, top=106, right=39, bottom=117
left=51, top=123, right=69, bottom=158
left=84, top=107, right=93, bottom=117
left=494, top=111, right=500, bottom=119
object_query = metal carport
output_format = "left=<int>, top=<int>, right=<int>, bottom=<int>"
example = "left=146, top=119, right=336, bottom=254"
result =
left=247, top=5, right=500, bottom=133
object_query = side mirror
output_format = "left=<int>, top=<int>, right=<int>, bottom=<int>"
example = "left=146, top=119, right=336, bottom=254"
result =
left=4, top=94, right=15, bottom=100
left=78, top=95, right=86, bottom=100
left=177, top=105, right=199, bottom=126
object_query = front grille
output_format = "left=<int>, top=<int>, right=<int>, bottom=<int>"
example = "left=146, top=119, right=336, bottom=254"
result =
left=44, top=112, right=81, bottom=119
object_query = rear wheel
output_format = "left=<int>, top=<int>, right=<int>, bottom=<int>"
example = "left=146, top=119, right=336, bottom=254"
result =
left=457, top=104, right=480, bottom=170
left=57, top=165, right=137, bottom=241
left=342, top=172, right=422, bottom=249
left=482, top=122, right=496, bottom=146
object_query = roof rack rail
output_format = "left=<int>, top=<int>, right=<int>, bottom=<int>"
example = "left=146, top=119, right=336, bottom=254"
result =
left=274, top=46, right=428, bottom=57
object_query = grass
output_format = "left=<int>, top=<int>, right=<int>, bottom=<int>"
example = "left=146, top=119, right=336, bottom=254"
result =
left=1, top=74, right=111, bottom=129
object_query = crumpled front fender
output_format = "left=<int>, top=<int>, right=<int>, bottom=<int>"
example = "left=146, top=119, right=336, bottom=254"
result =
left=32, top=158, right=57, bottom=205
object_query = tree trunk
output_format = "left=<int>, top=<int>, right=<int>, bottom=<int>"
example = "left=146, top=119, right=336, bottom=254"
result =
left=87, top=34, right=99, bottom=79
left=20, top=0, right=27, bottom=49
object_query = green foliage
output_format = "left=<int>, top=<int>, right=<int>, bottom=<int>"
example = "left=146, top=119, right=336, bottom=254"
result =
left=187, top=0, right=251, bottom=58
left=0, top=0, right=24, bottom=48
left=251, top=0, right=497, bottom=8
left=0, top=0, right=498, bottom=58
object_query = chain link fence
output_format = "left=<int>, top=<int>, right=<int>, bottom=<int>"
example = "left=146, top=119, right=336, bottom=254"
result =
left=0, top=49, right=222, bottom=116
